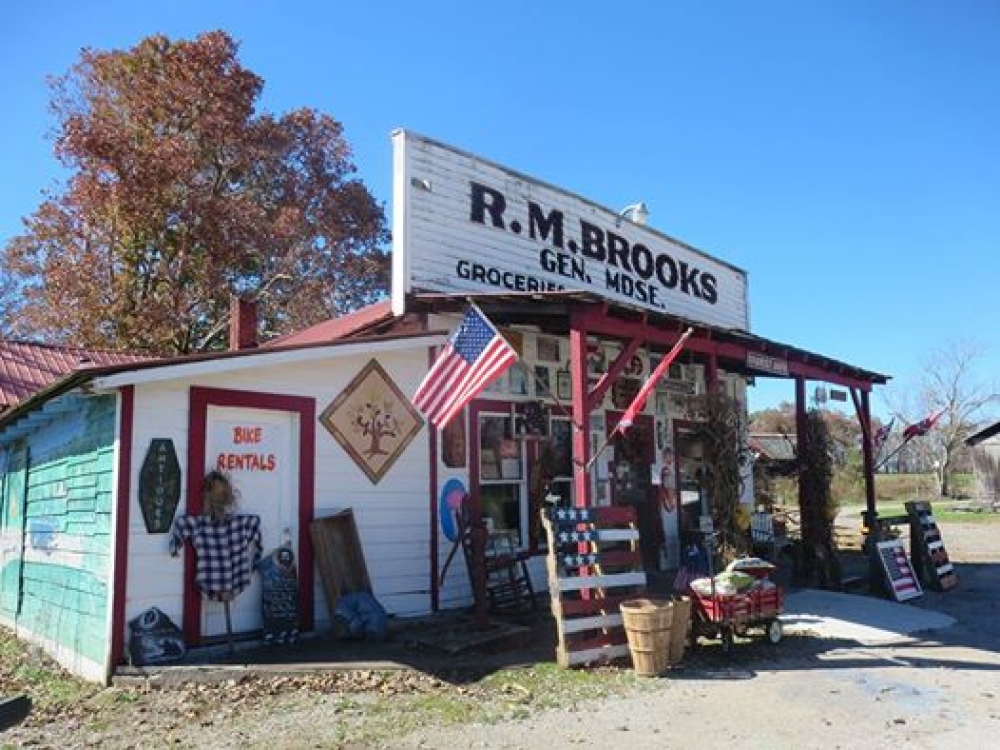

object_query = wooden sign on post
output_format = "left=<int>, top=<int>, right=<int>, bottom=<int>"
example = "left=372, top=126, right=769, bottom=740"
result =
left=876, top=540, right=923, bottom=602
left=905, top=501, right=958, bottom=591
left=138, top=439, right=181, bottom=534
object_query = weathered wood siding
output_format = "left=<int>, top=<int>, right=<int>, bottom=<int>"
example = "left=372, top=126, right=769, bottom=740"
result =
left=0, top=394, right=117, bottom=682
left=970, top=436, right=1000, bottom=506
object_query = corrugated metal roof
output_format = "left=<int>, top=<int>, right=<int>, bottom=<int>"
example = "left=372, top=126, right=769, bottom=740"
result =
left=0, top=341, right=151, bottom=410
left=265, top=300, right=396, bottom=347
left=750, top=433, right=798, bottom=461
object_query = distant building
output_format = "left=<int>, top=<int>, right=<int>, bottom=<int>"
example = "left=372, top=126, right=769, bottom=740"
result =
left=966, top=421, right=1000, bottom=509
left=749, top=432, right=797, bottom=477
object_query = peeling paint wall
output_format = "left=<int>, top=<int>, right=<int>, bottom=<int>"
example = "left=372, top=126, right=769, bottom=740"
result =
left=0, top=394, right=116, bottom=680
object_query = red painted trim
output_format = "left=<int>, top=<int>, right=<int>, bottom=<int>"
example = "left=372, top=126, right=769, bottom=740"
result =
left=185, top=386, right=316, bottom=645
left=109, top=385, right=134, bottom=674
left=559, top=594, right=635, bottom=617
left=428, top=346, right=440, bottom=612
left=591, top=506, right=639, bottom=524
left=569, top=312, right=591, bottom=508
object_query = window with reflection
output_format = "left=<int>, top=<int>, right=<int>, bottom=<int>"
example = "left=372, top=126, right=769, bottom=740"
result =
left=478, top=412, right=525, bottom=547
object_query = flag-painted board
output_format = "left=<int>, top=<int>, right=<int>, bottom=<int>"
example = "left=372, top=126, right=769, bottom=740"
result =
left=542, top=506, right=647, bottom=668
left=905, top=501, right=958, bottom=592
left=876, top=540, right=923, bottom=602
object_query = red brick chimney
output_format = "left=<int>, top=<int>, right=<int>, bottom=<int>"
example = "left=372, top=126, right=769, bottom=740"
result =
left=229, top=297, right=259, bottom=350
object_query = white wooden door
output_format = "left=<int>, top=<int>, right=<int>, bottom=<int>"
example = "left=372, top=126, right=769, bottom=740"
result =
left=202, top=406, right=298, bottom=637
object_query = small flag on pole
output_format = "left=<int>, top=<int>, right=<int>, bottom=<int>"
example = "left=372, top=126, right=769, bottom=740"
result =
left=412, top=304, right=518, bottom=429
left=619, top=328, right=694, bottom=432
left=902, top=409, right=944, bottom=440
left=872, top=418, right=894, bottom=456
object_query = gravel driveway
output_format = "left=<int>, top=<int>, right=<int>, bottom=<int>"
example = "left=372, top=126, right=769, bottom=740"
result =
left=391, top=519, right=1000, bottom=749
left=3, top=520, right=998, bottom=749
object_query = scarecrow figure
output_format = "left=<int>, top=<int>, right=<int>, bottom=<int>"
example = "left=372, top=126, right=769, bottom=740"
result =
left=169, top=470, right=262, bottom=652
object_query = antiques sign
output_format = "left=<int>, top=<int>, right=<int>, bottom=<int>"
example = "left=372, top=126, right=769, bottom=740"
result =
left=138, top=439, right=181, bottom=534
left=391, top=130, right=749, bottom=331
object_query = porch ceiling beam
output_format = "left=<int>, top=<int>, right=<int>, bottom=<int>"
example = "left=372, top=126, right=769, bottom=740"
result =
left=573, top=307, right=878, bottom=391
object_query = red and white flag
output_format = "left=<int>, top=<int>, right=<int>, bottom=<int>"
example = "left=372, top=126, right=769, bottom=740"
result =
left=618, top=328, right=694, bottom=432
left=872, top=418, right=894, bottom=456
left=412, top=304, right=518, bottom=429
left=902, top=409, right=944, bottom=440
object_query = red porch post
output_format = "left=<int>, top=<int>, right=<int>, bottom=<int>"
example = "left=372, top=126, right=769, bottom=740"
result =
left=795, top=376, right=808, bottom=511
left=570, top=308, right=592, bottom=508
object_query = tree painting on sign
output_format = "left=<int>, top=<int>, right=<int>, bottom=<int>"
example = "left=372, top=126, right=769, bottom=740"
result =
left=320, top=359, right=423, bottom=483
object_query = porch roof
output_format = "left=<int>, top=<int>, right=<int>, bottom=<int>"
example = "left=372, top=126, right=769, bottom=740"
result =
left=403, top=290, right=890, bottom=390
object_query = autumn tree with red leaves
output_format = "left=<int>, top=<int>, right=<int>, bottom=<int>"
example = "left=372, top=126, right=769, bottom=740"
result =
left=1, top=31, right=388, bottom=354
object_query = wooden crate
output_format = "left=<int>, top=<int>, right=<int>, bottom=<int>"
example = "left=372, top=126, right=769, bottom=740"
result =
left=542, top=506, right=647, bottom=668
left=310, top=509, right=372, bottom=621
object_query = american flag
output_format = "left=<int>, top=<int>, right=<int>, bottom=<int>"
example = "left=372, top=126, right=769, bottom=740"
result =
left=412, top=305, right=517, bottom=428
left=618, top=328, right=694, bottom=432
left=872, top=418, right=894, bottom=456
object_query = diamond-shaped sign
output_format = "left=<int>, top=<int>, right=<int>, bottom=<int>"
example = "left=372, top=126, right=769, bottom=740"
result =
left=319, top=359, right=424, bottom=484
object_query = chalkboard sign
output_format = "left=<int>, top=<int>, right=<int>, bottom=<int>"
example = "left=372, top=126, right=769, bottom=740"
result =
left=905, top=501, right=958, bottom=591
left=876, top=540, right=923, bottom=602
left=257, top=545, right=300, bottom=644
left=138, top=439, right=181, bottom=534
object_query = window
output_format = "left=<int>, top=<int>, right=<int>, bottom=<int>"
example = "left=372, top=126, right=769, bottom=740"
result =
left=478, top=412, right=527, bottom=547
left=547, top=416, right=574, bottom=507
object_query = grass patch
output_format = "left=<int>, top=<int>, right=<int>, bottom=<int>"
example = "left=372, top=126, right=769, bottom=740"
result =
left=0, top=626, right=97, bottom=712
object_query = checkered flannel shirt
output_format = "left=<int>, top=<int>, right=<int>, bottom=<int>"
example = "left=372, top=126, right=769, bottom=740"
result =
left=169, top=514, right=263, bottom=601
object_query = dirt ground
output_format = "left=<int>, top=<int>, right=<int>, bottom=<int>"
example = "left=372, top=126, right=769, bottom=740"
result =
left=3, top=517, right=999, bottom=749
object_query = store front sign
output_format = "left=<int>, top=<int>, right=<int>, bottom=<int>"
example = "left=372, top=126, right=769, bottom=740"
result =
left=392, top=131, right=749, bottom=331
left=746, top=351, right=789, bottom=376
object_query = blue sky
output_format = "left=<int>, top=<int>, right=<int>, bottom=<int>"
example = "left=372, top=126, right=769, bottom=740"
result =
left=2, top=1, right=998, bottom=422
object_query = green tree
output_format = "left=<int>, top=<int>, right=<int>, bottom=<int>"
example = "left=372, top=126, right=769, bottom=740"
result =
left=1, top=31, right=389, bottom=355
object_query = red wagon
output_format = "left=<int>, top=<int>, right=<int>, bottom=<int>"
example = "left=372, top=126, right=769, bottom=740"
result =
left=688, top=567, right=784, bottom=653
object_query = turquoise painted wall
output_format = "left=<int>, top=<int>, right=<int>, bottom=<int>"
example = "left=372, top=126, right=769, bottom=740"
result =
left=0, top=394, right=116, bottom=666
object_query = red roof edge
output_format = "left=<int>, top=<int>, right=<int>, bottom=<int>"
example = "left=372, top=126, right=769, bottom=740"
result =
left=265, top=301, right=397, bottom=347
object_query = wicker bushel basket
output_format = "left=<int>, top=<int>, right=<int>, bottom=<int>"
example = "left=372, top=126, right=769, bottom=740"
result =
left=620, top=598, right=674, bottom=676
